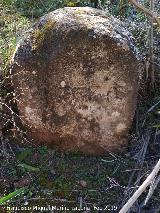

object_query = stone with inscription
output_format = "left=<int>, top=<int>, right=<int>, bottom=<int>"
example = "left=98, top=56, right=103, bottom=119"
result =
left=11, top=7, right=141, bottom=154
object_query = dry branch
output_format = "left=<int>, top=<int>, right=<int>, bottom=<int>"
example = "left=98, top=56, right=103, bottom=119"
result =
left=129, top=0, right=160, bottom=26
left=119, top=159, right=160, bottom=213
left=149, top=0, right=155, bottom=88
left=143, top=174, right=160, bottom=206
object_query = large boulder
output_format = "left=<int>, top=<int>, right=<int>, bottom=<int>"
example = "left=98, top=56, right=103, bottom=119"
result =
left=11, top=7, right=141, bottom=154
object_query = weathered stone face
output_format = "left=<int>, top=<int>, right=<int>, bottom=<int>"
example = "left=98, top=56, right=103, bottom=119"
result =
left=10, top=7, right=141, bottom=155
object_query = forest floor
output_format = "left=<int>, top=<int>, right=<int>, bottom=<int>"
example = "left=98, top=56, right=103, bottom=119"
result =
left=1, top=3, right=160, bottom=213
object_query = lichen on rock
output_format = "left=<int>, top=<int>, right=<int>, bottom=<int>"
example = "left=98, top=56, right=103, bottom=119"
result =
left=10, top=7, right=141, bottom=155
left=31, top=19, right=56, bottom=51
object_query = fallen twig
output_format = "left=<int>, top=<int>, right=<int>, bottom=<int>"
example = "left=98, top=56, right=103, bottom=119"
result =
left=143, top=174, right=160, bottom=206
left=129, top=0, right=160, bottom=26
left=119, top=132, right=151, bottom=212
left=119, top=159, right=160, bottom=213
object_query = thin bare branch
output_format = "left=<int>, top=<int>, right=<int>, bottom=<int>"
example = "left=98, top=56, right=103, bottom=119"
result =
left=129, top=0, right=160, bottom=26
left=143, top=174, right=160, bottom=206
left=119, top=159, right=160, bottom=213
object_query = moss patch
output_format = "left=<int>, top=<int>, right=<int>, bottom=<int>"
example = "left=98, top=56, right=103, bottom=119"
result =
left=31, top=19, right=56, bottom=51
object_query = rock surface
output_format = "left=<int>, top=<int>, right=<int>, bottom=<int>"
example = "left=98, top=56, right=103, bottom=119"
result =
left=11, top=7, right=141, bottom=154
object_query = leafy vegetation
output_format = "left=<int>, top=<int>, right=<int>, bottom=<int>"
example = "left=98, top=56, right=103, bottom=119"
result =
left=0, top=187, right=27, bottom=205
left=0, top=0, right=160, bottom=212
left=0, top=3, right=31, bottom=75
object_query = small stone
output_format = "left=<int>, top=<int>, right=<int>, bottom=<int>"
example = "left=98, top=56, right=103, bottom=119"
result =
left=79, top=180, right=87, bottom=188
left=50, top=169, right=56, bottom=176
left=14, top=175, right=31, bottom=188
left=32, top=71, right=36, bottom=75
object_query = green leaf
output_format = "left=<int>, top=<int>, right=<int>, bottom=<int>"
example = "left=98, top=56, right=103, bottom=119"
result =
left=16, top=149, right=33, bottom=161
left=18, top=163, right=40, bottom=172
left=38, top=146, right=48, bottom=155
left=67, top=1, right=76, bottom=7
left=153, top=124, right=160, bottom=128
left=0, top=187, right=27, bottom=205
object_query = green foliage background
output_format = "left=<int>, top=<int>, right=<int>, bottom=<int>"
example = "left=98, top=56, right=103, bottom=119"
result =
left=2, top=0, right=89, bottom=17
left=1, top=0, right=133, bottom=18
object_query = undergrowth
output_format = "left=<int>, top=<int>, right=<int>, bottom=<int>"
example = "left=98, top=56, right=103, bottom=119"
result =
left=0, top=1, right=160, bottom=212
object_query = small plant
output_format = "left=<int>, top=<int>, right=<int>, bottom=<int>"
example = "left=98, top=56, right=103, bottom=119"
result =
left=0, top=187, right=28, bottom=205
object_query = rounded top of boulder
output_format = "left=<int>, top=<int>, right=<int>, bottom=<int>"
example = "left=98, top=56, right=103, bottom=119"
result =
left=12, top=7, right=140, bottom=64
left=47, top=7, right=132, bottom=42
